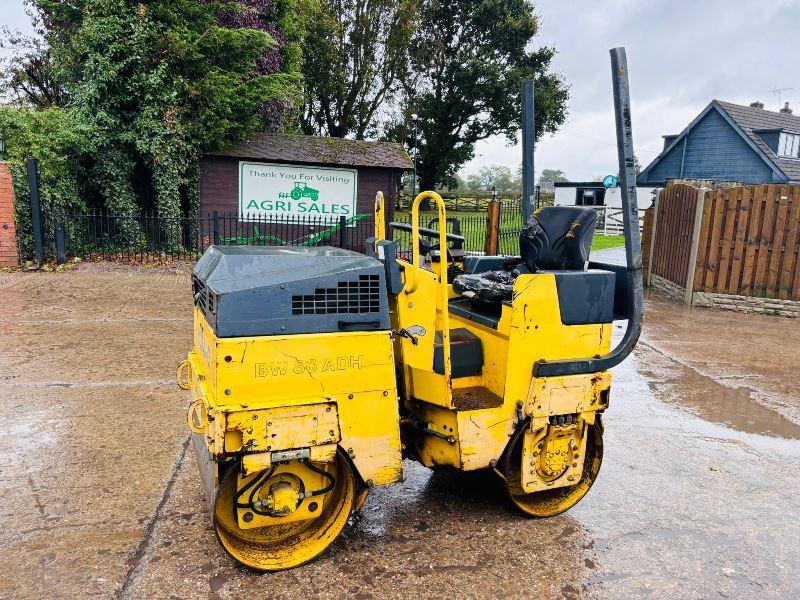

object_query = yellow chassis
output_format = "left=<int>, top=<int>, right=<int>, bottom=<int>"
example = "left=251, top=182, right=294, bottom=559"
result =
left=180, top=42, right=647, bottom=569
left=179, top=191, right=618, bottom=571
left=389, top=192, right=611, bottom=493
left=183, top=309, right=404, bottom=500
left=182, top=191, right=613, bottom=501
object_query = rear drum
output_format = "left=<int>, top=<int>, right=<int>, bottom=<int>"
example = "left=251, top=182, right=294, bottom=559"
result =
left=502, top=417, right=603, bottom=517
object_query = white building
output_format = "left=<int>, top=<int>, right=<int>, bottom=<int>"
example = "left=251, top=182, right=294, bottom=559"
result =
left=553, top=181, right=658, bottom=209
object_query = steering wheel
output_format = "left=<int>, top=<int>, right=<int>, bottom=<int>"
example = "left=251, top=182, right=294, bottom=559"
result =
left=388, top=222, right=466, bottom=262
left=424, top=238, right=456, bottom=263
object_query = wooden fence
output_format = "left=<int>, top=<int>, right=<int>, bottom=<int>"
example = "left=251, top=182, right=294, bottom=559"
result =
left=694, top=185, right=800, bottom=299
left=645, top=183, right=800, bottom=312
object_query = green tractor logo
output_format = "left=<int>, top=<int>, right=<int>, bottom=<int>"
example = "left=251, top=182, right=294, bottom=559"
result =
left=286, top=181, right=319, bottom=202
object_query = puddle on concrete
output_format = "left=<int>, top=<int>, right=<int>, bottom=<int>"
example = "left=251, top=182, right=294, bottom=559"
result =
left=638, top=353, right=800, bottom=440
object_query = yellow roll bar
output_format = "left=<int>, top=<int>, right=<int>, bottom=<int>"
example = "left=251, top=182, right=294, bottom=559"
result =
left=406, top=191, right=452, bottom=384
left=405, top=191, right=449, bottom=294
left=374, top=191, right=386, bottom=241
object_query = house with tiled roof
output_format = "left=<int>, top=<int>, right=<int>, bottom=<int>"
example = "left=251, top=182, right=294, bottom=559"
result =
left=638, top=100, right=800, bottom=186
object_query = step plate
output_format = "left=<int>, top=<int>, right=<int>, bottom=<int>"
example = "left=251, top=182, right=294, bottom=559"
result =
left=452, top=386, right=503, bottom=411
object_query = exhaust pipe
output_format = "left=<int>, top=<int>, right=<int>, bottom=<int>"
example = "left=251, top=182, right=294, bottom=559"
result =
left=533, top=47, right=643, bottom=377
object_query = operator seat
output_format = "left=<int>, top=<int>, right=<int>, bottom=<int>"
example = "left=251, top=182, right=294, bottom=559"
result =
left=452, top=206, right=598, bottom=303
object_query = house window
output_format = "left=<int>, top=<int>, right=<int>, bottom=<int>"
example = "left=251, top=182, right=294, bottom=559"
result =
left=778, top=133, right=800, bottom=158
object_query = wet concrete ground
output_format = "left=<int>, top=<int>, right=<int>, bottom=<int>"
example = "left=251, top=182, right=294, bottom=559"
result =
left=0, top=264, right=798, bottom=599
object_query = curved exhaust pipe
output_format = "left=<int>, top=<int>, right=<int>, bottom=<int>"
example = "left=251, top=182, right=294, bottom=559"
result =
left=534, top=47, right=643, bottom=377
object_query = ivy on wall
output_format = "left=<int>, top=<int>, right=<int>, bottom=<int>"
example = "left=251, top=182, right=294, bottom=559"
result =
left=3, top=0, right=302, bottom=250
left=0, top=106, right=87, bottom=255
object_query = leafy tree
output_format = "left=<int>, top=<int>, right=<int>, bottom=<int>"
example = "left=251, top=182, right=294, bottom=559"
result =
left=0, top=106, right=87, bottom=256
left=390, top=0, right=568, bottom=194
left=0, top=22, right=68, bottom=108
left=538, top=168, right=568, bottom=185
left=446, top=173, right=468, bottom=192
left=216, top=0, right=305, bottom=127
left=466, top=165, right=518, bottom=193
left=300, top=0, right=418, bottom=139
left=2, top=0, right=302, bottom=249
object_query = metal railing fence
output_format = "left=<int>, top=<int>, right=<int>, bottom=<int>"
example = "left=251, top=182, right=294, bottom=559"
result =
left=25, top=203, right=634, bottom=264
left=49, top=210, right=377, bottom=262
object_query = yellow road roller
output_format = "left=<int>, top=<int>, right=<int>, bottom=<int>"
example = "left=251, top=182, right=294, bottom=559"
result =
left=177, top=47, right=643, bottom=570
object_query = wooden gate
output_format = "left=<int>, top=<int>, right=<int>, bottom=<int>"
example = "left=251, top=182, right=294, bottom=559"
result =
left=648, top=184, right=701, bottom=297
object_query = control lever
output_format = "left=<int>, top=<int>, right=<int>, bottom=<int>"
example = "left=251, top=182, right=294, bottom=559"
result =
left=394, top=325, right=427, bottom=345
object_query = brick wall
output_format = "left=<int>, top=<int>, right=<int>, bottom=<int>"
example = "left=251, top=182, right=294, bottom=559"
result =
left=199, top=156, right=400, bottom=219
left=0, top=163, right=19, bottom=267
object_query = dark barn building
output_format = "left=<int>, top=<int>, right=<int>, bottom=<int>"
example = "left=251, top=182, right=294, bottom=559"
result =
left=199, top=133, right=411, bottom=219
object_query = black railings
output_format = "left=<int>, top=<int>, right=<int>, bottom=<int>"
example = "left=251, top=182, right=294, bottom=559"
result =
left=48, top=211, right=377, bottom=262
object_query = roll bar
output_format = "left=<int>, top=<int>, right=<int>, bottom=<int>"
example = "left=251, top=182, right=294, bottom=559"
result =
left=374, top=191, right=386, bottom=241
left=400, top=191, right=451, bottom=295
left=533, top=47, right=643, bottom=377
left=400, top=191, right=453, bottom=383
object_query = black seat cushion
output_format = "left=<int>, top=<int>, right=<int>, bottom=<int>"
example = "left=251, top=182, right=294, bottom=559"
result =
left=520, top=206, right=598, bottom=272
left=452, top=207, right=598, bottom=307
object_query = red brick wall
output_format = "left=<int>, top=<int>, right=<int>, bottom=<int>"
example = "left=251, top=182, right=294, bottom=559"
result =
left=0, top=163, right=19, bottom=267
left=199, top=156, right=400, bottom=220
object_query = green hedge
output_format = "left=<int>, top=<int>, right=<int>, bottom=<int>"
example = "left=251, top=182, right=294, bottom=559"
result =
left=0, top=106, right=88, bottom=258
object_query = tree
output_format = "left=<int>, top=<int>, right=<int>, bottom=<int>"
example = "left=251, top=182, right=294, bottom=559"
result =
left=538, top=169, right=568, bottom=185
left=0, top=24, right=68, bottom=108
left=466, top=165, right=518, bottom=193
left=26, top=0, right=301, bottom=236
left=216, top=0, right=305, bottom=127
left=0, top=106, right=87, bottom=257
left=300, top=0, right=418, bottom=139
left=390, top=0, right=568, bottom=193
left=447, top=173, right=468, bottom=192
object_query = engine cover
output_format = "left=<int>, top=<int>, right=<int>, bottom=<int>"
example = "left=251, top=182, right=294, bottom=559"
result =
left=192, top=245, right=390, bottom=337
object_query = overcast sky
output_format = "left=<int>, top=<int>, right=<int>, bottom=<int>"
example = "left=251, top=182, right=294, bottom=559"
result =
left=468, top=0, right=800, bottom=181
left=4, top=0, right=800, bottom=181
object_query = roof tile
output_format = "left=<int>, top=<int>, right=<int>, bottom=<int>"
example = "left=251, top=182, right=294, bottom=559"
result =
left=716, top=100, right=800, bottom=181
left=213, top=133, right=412, bottom=170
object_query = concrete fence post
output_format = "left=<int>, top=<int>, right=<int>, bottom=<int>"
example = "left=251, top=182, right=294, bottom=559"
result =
left=684, top=187, right=707, bottom=306
left=0, top=161, right=19, bottom=267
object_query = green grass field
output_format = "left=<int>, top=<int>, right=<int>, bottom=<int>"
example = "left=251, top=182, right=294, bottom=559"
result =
left=591, top=234, right=625, bottom=250
left=393, top=211, right=626, bottom=253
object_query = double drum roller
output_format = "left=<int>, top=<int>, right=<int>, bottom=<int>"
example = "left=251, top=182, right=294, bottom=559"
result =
left=178, top=47, right=642, bottom=570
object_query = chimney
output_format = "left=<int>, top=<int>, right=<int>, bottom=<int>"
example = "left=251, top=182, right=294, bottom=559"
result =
left=750, top=100, right=764, bottom=109
left=780, top=102, right=793, bottom=115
